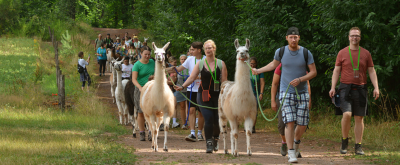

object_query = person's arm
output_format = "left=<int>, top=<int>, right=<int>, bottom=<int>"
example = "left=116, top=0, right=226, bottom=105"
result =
left=307, top=80, right=311, bottom=109
left=174, top=62, right=200, bottom=91
left=368, top=66, right=380, bottom=100
left=251, top=60, right=280, bottom=75
left=86, top=56, right=90, bottom=64
left=258, top=77, right=265, bottom=100
left=167, top=73, right=177, bottom=85
left=290, top=63, right=317, bottom=87
left=271, top=73, right=280, bottom=111
left=132, top=71, right=142, bottom=91
left=167, top=65, right=185, bottom=73
left=220, top=61, right=228, bottom=83
left=329, top=66, right=341, bottom=98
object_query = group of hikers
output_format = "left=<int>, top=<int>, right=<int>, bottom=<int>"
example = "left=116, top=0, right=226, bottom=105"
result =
left=79, top=26, right=379, bottom=163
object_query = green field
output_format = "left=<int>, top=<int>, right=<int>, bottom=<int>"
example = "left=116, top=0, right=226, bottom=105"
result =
left=0, top=37, right=136, bottom=164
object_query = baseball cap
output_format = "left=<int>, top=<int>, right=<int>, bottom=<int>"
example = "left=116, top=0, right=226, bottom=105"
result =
left=286, top=27, right=300, bottom=36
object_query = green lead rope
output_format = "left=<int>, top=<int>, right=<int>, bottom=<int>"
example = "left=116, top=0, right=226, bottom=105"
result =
left=245, top=61, right=299, bottom=121
left=166, top=62, right=299, bottom=121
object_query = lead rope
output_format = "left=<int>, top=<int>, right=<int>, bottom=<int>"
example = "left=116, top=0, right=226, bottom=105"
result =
left=245, top=61, right=299, bottom=121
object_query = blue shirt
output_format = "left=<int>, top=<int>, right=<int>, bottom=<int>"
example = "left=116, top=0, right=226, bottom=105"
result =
left=97, top=47, right=107, bottom=60
left=274, top=46, right=314, bottom=94
left=250, top=71, right=264, bottom=96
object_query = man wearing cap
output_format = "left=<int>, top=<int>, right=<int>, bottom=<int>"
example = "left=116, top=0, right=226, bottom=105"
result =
left=251, top=27, right=317, bottom=163
left=329, top=27, right=379, bottom=155
left=104, top=34, right=114, bottom=49
left=114, top=37, right=121, bottom=54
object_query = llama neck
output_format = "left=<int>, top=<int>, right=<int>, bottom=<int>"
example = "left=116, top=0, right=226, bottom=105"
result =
left=113, top=68, right=117, bottom=82
left=235, top=60, right=252, bottom=89
left=116, top=70, right=123, bottom=92
left=154, top=61, right=166, bottom=90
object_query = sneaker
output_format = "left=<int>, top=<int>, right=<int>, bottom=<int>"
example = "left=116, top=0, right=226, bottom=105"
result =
left=159, top=124, right=164, bottom=131
left=197, top=134, right=205, bottom=141
left=288, top=149, right=298, bottom=163
left=280, top=143, right=288, bottom=156
left=139, top=132, right=145, bottom=141
left=148, top=132, right=152, bottom=141
left=213, top=137, right=219, bottom=151
left=206, top=140, right=213, bottom=153
left=294, top=143, right=302, bottom=158
left=172, top=123, right=180, bottom=128
left=340, top=138, right=349, bottom=154
left=185, top=134, right=197, bottom=142
left=181, top=125, right=188, bottom=130
left=355, top=143, right=365, bottom=155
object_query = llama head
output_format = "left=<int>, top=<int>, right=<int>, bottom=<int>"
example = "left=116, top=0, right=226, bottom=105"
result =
left=152, top=42, right=170, bottom=63
left=144, top=37, right=149, bottom=43
left=234, top=38, right=250, bottom=62
left=114, top=61, right=123, bottom=71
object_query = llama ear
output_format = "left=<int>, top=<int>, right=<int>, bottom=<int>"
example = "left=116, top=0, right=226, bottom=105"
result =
left=152, top=42, right=157, bottom=50
left=162, top=42, right=170, bottom=51
left=234, top=39, right=240, bottom=50
left=245, top=38, right=250, bottom=49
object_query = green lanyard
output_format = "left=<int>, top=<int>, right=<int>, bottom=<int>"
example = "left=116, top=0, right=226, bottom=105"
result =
left=205, top=58, right=219, bottom=83
left=181, top=69, right=188, bottom=76
left=349, top=46, right=360, bottom=71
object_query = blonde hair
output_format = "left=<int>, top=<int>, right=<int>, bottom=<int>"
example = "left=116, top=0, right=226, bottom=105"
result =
left=203, top=40, right=216, bottom=50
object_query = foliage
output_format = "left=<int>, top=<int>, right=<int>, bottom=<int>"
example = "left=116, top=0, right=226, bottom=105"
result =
left=132, top=0, right=400, bottom=119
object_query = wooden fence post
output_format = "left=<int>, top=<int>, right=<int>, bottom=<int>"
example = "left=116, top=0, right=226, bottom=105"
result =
left=48, top=27, right=65, bottom=112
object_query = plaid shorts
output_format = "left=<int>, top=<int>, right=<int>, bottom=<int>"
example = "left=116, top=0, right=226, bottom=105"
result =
left=279, top=91, right=310, bottom=126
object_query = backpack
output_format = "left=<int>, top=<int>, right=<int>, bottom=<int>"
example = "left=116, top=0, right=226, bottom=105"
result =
left=279, top=46, right=309, bottom=70
left=77, top=63, right=84, bottom=73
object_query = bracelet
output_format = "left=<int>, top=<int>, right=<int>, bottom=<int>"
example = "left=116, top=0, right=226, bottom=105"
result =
left=298, top=78, right=301, bottom=83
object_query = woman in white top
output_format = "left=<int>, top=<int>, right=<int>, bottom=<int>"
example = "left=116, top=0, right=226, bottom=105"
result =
left=78, top=52, right=91, bottom=91
left=122, top=56, right=134, bottom=80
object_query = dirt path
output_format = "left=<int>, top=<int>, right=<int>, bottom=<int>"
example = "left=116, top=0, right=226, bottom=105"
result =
left=94, top=28, right=373, bottom=165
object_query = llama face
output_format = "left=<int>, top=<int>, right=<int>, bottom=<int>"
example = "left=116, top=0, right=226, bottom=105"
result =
left=144, top=37, right=148, bottom=43
left=234, top=39, right=251, bottom=61
left=152, top=42, right=170, bottom=63
left=114, top=61, right=123, bottom=71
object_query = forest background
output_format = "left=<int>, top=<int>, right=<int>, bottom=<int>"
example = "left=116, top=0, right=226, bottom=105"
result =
left=1, top=0, right=399, bottom=163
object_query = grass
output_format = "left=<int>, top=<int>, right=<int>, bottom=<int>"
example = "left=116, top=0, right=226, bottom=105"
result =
left=0, top=22, right=136, bottom=164
left=0, top=100, right=136, bottom=164
left=253, top=107, right=400, bottom=165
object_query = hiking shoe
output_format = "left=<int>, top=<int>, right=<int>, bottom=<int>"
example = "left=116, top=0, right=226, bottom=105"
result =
left=288, top=149, right=298, bottom=163
left=340, top=138, right=349, bottom=154
left=206, top=140, right=213, bottom=153
left=139, top=132, right=145, bottom=141
left=185, top=134, right=197, bottom=142
left=355, top=143, right=365, bottom=155
left=172, top=123, right=180, bottom=128
left=181, top=125, right=188, bottom=130
left=280, top=143, right=288, bottom=156
left=213, top=137, right=219, bottom=151
left=148, top=132, right=152, bottom=141
left=159, top=124, right=164, bottom=131
left=197, top=134, right=205, bottom=141
left=294, top=141, right=302, bottom=158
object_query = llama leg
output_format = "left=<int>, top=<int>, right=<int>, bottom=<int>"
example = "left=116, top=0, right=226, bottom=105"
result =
left=152, top=115, right=159, bottom=152
left=230, top=120, right=239, bottom=157
left=116, top=101, right=123, bottom=125
left=163, top=111, right=171, bottom=152
left=123, top=104, right=129, bottom=125
left=244, top=117, right=253, bottom=156
left=219, top=114, right=229, bottom=154
left=146, top=115, right=155, bottom=150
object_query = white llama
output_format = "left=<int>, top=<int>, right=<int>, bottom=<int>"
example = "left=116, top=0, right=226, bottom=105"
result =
left=107, top=48, right=113, bottom=72
left=114, top=61, right=130, bottom=125
left=140, top=42, right=175, bottom=152
left=218, top=38, right=257, bottom=156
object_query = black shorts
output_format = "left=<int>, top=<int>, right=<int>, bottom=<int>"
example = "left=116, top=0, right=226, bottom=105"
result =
left=340, top=89, right=368, bottom=116
left=186, top=91, right=199, bottom=110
